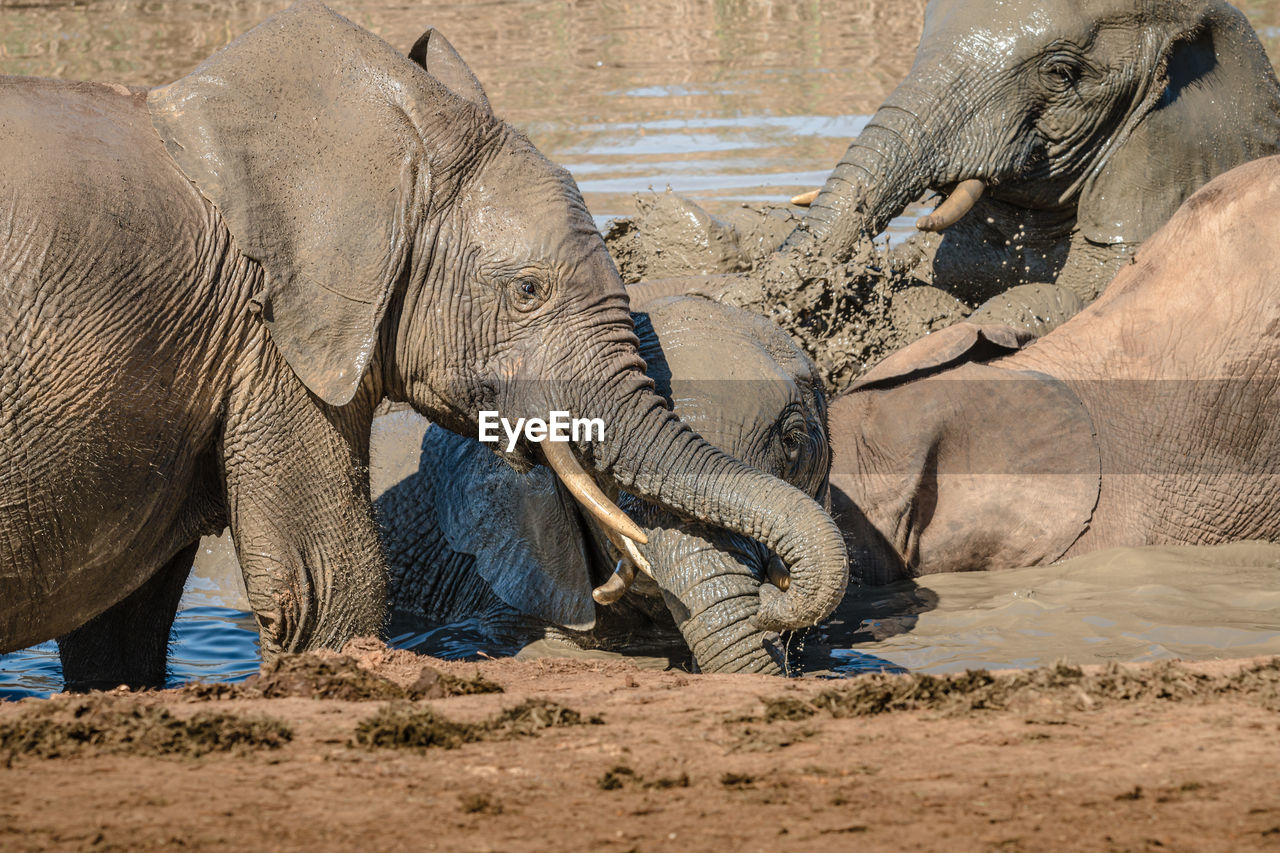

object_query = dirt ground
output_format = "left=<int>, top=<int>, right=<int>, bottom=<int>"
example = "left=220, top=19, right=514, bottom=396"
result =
left=3, top=642, right=1280, bottom=852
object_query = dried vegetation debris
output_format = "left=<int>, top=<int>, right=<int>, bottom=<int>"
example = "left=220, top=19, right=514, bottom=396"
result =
left=353, top=698, right=599, bottom=751
left=183, top=651, right=502, bottom=702
left=757, top=659, right=1280, bottom=720
left=597, top=763, right=690, bottom=791
left=0, top=694, right=291, bottom=760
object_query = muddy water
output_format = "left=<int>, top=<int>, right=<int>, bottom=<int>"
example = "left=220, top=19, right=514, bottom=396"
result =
left=4, top=0, right=1280, bottom=695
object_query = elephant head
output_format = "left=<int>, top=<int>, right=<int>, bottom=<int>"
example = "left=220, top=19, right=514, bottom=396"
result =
left=789, top=0, right=1280, bottom=258
left=827, top=323, right=1099, bottom=585
left=380, top=296, right=832, bottom=673
left=147, top=2, right=846, bottom=632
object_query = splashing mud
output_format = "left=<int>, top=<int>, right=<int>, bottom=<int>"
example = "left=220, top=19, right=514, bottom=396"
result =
left=609, top=192, right=1084, bottom=394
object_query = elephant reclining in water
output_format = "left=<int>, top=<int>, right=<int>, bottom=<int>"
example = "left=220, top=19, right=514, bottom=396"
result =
left=827, top=156, right=1280, bottom=584
left=377, top=297, right=832, bottom=674
left=0, top=1, right=846, bottom=689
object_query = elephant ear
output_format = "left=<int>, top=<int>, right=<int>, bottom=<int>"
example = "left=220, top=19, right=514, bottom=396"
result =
left=1079, top=1, right=1280, bottom=246
left=851, top=323, right=1034, bottom=391
left=408, top=29, right=492, bottom=114
left=148, top=1, right=432, bottom=405
left=425, top=427, right=597, bottom=630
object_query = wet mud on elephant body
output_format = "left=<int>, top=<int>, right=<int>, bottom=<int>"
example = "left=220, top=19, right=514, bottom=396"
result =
left=604, top=0, right=1280, bottom=393
left=793, top=0, right=1280, bottom=302
left=0, top=2, right=846, bottom=689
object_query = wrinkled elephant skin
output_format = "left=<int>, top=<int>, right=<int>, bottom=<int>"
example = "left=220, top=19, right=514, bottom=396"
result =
left=830, top=157, right=1280, bottom=584
left=378, top=296, right=832, bottom=675
left=0, top=2, right=846, bottom=689
left=791, top=0, right=1280, bottom=301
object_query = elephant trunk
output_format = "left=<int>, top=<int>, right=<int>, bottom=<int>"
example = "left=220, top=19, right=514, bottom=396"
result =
left=782, top=75, right=962, bottom=259
left=644, top=524, right=785, bottom=674
left=559, top=364, right=848, bottom=632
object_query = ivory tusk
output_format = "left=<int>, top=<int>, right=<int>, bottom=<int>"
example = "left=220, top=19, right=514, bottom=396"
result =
left=790, top=189, right=821, bottom=207
left=543, top=439, right=648, bottom=545
left=915, top=179, right=986, bottom=232
left=767, top=555, right=791, bottom=592
left=598, top=522, right=654, bottom=579
left=614, top=532, right=655, bottom=578
left=592, top=559, right=636, bottom=605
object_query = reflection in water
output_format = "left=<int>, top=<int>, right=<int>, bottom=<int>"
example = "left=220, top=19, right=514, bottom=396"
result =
left=0, top=605, right=260, bottom=701
left=5, top=0, right=1280, bottom=694
left=389, top=620, right=522, bottom=662
left=0, top=0, right=935, bottom=222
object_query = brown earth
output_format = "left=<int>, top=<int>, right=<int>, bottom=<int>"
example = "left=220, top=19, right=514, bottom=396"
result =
left=4, top=642, right=1280, bottom=852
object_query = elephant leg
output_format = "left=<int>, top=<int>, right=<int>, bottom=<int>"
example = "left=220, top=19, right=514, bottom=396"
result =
left=1055, top=234, right=1136, bottom=303
left=57, top=542, right=198, bottom=692
left=223, top=363, right=385, bottom=659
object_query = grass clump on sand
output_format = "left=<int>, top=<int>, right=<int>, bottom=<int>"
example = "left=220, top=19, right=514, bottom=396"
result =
left=354, top=704, right=482, bottom=750
left=598, top=764, right=691, bottom=791
left=434, top=671, right=504, bottom=697
left=759, top=659, right=1280, bottom=720
left=185, top=653, right=503, bottom=702
left=0, top=695, right=291, bottom=760
left=354, top=698, right=596, bottom=751
left=247, top=654, right=409, bottom=701
left=459, top=793, right=503, bottom=815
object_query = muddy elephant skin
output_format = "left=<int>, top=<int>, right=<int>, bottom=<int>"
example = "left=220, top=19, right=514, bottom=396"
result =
left=790, top=0, right=1280, bottom=301
left=829, top=156, right=1280, bottom=585
left=0, top=2, right=846, bottom=688
left=378, top=296, right=831, bottom=674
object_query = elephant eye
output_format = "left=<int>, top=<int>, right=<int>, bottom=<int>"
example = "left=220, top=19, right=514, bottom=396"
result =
left=1040, top=57, right=1081, bottom=92
left=779, top=409, right=808, bottom=464
left=510, top=276, right=547, bottom=312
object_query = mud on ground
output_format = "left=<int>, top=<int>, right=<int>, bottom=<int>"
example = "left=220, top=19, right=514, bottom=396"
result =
left=4, top=642, right=1280, bottom=851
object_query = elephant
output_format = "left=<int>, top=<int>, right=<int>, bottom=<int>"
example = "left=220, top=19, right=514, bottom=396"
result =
left=787, top=0, right=1280, bottom=302
left=0, top=1, right=847, bottom=689
left=826, top=155, right=1280, bottom=585
left=377, top=295, right=830, bottom=674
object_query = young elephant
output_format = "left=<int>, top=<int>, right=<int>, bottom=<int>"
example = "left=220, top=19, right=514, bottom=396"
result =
left=377, top=297, right=830, bottom=674
left=829, top=156, right=1280, bottom=585
left=789, top=0, right=1280, bottom=301
left=0, top=2, right=846, bottom=688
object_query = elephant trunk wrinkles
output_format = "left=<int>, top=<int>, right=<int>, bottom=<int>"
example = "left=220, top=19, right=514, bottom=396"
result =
left=782, top=79, right=953, bottom=260
left=579, top=380, right=848, bottom=632
left=645, top=526, right=783, bottom=674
